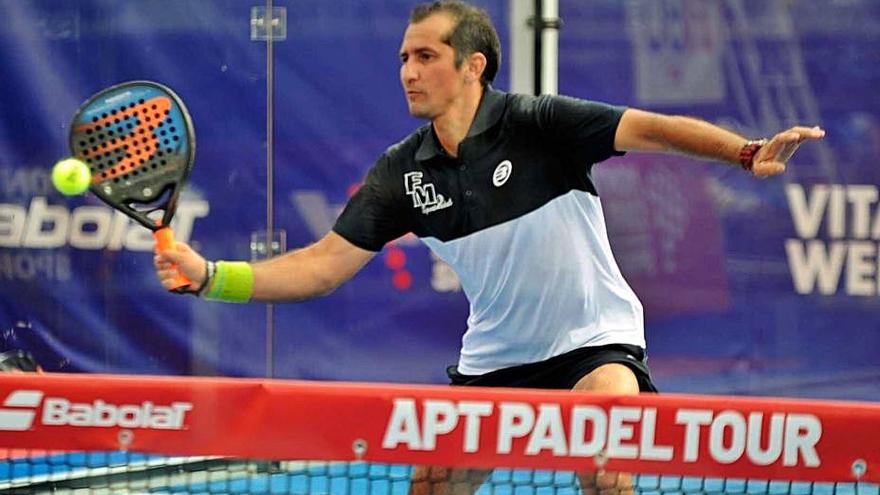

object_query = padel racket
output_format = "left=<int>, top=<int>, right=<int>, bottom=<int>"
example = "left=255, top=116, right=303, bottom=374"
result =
left=68, top=81, right=195, bottom=292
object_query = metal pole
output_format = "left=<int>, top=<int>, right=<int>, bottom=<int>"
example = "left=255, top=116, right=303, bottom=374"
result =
left=533, top=0, right=543, bottom=95
left=265, top=0, right=275, bottom=378
left=540, top=0, right=559, bottom=95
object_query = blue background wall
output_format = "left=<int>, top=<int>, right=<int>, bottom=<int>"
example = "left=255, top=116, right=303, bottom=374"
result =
left=1, top=0, right=877, bottom=400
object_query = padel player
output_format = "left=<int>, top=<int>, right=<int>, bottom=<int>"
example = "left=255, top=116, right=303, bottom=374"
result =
left=155, top=0, right=823, bottom=478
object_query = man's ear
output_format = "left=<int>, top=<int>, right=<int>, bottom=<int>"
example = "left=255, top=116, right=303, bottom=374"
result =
left=467, top=52, right=487, bottom=83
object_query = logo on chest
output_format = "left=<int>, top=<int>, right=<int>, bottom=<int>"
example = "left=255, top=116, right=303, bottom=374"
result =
left=493, top=160, right=512, bottom=187
left=404, top=172, right=453, bottom=215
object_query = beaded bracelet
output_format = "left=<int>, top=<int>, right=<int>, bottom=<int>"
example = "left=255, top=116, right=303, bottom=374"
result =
left=739, top=138, right=768, bottom=172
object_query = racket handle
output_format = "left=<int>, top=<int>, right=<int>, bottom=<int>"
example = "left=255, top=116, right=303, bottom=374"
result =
left=154, top=227, right=192, bottom=293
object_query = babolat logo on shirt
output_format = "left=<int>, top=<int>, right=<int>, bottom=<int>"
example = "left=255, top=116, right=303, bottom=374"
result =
left=404, top=172, right=453, bottom=215
left=0, top=390, right=193, bottom=430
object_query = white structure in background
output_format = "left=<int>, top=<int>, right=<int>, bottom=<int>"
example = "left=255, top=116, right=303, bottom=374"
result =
left=722, top=0, right=837, bottom=183
left=510, top=0, right=559, bottom=96
left=626, top=0, right=836, bottom=183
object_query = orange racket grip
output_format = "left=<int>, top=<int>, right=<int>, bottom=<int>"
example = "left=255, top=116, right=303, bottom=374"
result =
left=154, top=227, right=192, bottom=293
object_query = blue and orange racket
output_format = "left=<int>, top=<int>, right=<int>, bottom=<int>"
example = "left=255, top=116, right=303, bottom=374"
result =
left=68, top=81, right=196, bottom=292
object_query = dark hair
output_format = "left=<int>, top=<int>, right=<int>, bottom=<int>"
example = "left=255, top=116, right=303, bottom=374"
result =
left=410, top=1, right=501, bottom=85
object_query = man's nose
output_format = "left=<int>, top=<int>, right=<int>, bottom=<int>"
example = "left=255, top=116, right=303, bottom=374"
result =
left=401, top=60, right=418, bottom=82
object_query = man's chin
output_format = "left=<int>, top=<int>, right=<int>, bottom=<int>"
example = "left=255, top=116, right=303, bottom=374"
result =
left=407, top=105, right=433, bottom=120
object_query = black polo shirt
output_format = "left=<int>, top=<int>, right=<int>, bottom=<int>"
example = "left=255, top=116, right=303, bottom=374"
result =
left=334, top=88, right=646, bottom=375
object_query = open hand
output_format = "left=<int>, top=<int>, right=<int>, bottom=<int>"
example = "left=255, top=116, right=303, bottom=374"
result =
left=751, top=126, right=825, bottom=178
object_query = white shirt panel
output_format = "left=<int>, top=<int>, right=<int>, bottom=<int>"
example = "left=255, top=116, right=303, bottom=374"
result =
left=422, top=190, right=645, bottom=375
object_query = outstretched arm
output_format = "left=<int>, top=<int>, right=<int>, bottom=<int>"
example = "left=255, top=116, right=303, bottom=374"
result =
left=613, top=109, right=825, bottom=177
left=154, top=231, right=376, bottom=302
left=251, top=231, right=376, bottom=301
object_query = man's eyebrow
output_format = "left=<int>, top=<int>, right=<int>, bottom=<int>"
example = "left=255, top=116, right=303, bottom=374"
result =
left=400, top=47, right=438, bottom=58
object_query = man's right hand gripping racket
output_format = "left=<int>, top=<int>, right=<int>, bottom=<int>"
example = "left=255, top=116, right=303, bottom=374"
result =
left=68, top=81, right=196, bottom=293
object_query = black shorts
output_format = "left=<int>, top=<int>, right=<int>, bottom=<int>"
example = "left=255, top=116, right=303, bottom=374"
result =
left=446, top=344, right=658, bottom=392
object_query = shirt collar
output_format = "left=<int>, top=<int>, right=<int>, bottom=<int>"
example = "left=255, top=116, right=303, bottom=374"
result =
left=415, top=86, right=506, bottom=162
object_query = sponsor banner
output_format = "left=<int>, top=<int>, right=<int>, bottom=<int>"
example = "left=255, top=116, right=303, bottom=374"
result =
left=0, top=374, right=876, bottom=483
left=785, top=184, right=880, bottom=296
left=0, top=0, right=879, bottom=401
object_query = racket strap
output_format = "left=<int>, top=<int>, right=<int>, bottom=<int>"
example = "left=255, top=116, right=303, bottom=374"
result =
left=202, top=261, right=254, bottom=303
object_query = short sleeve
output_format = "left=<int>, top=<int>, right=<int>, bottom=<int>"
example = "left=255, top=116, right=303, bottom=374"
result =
left=332, top=155, right=410, bottom=252
left=534, top=94, right=627, bottom=165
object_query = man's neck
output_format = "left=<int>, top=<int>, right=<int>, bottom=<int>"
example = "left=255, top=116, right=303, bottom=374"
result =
left=432, top=86, right=484, bottom=158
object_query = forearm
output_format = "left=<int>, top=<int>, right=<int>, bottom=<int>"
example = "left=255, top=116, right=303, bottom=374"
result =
left=209, top=231, right=374, bottom=303
left=249, top=246, right=342, bottom=302
left=653, top=115, right=748, bottom=163
left=614, top=109, right=825, bottom=178
left=617, top=110, right=748, bottom=165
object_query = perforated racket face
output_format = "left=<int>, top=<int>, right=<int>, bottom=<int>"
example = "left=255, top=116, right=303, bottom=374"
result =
left=69, top=81, right=195, bottom=230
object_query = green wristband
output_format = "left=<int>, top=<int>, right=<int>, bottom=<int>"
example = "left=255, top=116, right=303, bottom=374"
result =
left=203, top=261, right=254, bottom=303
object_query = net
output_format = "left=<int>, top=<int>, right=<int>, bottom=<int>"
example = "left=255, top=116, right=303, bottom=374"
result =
left=2, top=453, right=877, bottom=495
left=0, top=373, right=877, bottom=495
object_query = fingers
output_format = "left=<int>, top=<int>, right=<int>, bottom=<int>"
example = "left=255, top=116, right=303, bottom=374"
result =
left=767, top=126, right=824, bottom=155
left=771, top=126, right=823, bottom=151
left=784, top=125, right=825, bottom=141
left=153, top=242, right=207, bottom=291
left=751, top=125, right=825, bottom=178
left=155, top=266, right=185, bottom=291
left=153, top=252, right=182, bottom=292
left=154, top=240, right=190, bottom=260
left=751, top=160, right=786, bottom=178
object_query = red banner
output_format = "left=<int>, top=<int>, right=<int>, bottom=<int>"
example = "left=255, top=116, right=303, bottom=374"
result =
left=0, top=373, right=876, bottom=483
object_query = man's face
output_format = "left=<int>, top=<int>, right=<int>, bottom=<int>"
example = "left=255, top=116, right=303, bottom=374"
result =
left=399, top=13, right=468, bottom=120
